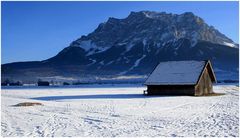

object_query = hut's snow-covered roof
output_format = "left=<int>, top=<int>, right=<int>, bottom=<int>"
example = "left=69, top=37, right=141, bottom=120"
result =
left=145, top=60, right=207, bottom=85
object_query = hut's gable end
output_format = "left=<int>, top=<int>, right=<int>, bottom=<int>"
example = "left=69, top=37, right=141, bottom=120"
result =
left=195, top=61, right=217, bottom=86
left=195, top=67, right=213, bottom=96
left=206, top=62, right=217, bottom=83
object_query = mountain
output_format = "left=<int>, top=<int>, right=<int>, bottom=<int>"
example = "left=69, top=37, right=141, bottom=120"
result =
left=2, top=11, right=239, bottom=83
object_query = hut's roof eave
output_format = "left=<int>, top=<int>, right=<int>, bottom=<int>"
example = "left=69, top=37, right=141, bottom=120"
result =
left=144, top=83, right=196, bottom=85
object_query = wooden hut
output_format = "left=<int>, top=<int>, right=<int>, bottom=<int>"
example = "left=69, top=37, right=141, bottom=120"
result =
left=144, top=60, right=217, bottom=96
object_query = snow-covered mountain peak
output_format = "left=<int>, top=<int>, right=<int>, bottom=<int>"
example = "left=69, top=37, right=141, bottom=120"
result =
left=69, top=11, right=237, bottom=52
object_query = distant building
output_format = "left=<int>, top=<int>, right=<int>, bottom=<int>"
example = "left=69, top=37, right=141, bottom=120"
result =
left=37, top=81, right=50, bottom=86
left=1, top=79, right=22, bottom=86
left=63, top=82, right=70, bottom=85
left=144, top=60, right=217, bottom=96
left=9, top=81, right=22, bottom=86
left=1, top=82, right=9, bottom=86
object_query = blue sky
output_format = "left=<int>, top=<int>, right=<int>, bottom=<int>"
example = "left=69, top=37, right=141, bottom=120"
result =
left=1, top=1, right=239, bottom=64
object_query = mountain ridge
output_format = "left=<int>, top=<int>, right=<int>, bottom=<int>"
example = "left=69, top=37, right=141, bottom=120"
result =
left=2, top=11, right=239, bottom=83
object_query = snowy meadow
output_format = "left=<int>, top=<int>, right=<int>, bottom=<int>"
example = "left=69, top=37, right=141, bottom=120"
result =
left=1, top=84, right=239, bottom=137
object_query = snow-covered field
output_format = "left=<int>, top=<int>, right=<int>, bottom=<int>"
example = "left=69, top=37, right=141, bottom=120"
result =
left=1, top=85, right=239, bottom=137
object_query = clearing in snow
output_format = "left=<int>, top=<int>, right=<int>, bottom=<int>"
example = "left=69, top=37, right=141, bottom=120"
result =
left=1, top=84, right=239, bottom=137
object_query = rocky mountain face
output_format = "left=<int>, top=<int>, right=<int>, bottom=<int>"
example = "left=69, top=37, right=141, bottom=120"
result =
left=2, top=11, right=239, bottom=83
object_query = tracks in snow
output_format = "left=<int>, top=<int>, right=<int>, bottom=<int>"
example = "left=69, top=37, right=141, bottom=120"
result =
left=1, top=85, right=239, bottom=137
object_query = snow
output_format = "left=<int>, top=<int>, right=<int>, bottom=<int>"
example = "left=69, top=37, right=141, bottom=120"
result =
left=87, top=59, right=96, bottom=66
left=223, top=42, right=237, bottom=48
left=41, top=76, right=77, bottom=81
left=125, top=43, right=135, bottom=52
left=77, top=40, right=111, bottom=56
left=106, top=60, right=114, bottom=65
left=145, top=60, right=206, bottom=85
left=132, top=55, right=146, bottom=68
left=173, top=38, right=184, bottom=50
left=143, top=12, right=154, bottom=18
left=143, top=39, right=147, bottom=46
left=100, top=75, right=147, bottom=80
left=120, top=43, right=136, bottom=56
left=86, top=46, right=111, bottom=56
left=119, top=55, right=146, bottom=75
left=1, top=85, right=239, bottom=137
left=190, top=32, right=198, bottom=47
left=99, top=61, right=104, bottom=65
left=79, top=40, right=96, bottom=51
left=160, top=33, right=170, bottom=41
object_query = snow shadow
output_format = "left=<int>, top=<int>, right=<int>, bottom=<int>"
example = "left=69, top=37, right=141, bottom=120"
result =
left=31, top=94, right=163, bottom=101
